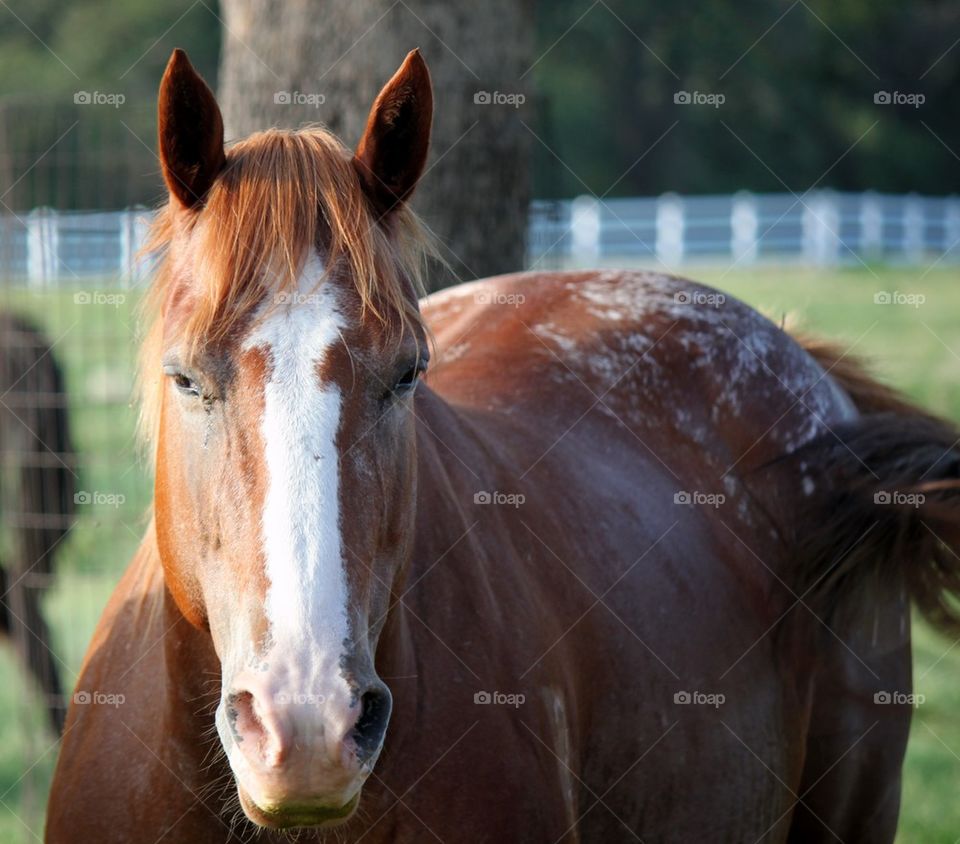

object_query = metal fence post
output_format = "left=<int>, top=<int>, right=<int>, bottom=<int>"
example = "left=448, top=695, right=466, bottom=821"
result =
left=903, top=194, right=925, bottom=263
left=120, top=209, right=151, bottom=285
left=945, top=196, right=960, bottom=258
left=656, top=193, right=684, bottom=267
left=571, top=195, right=601, bottom=266
left=860, top=191, right=883, bottom=261
left=27, top=208, right=59, bottom=287
left=731, top=190, right=758, bottom=264
left=802, top=191, right=840, bottom=265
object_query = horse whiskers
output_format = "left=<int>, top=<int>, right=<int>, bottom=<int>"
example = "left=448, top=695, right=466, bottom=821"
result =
left=198, top=741, right=227, bottom=775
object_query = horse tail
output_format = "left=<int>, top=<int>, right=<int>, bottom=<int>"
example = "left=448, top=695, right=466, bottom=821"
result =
left=790, top=334, right=960, bottom=634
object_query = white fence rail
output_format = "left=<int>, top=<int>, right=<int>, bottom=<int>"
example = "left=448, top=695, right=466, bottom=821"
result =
left=1, top=192, right=958, bottom=285
left=529, top=191, right=960, bottom=268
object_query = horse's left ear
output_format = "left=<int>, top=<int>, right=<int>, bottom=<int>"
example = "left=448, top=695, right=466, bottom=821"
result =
left=353, top=49, right=433, bottom=217
left=158, top=48, right=226, bottom=209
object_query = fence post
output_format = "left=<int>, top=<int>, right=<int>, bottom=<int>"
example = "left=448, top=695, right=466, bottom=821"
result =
left=802, top=191, right=840, bottom=265
left=27, top=207, right=59, bottom=287
left=120, top=209, right=151, bottom=285
left=570, top=195, right=600, bottom=266
left=656, top=193, right=684, bottom=266
left=945, top=196, right=960, bottom=261
left=859, top=191, right=883, bottom=261
left=731, top=190, right=758, bottom=264
left=902, top=194, right=925, bottom=264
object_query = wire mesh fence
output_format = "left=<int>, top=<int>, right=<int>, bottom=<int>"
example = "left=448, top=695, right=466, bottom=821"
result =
left=0, top=266, right=150, bottom=841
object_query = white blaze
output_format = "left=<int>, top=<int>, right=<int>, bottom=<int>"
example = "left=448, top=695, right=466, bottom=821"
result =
left=242, top=253, right=349, bottom=663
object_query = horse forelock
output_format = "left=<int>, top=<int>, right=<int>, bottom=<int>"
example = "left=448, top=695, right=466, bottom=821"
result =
left=136, top=125, right=433, bottom=456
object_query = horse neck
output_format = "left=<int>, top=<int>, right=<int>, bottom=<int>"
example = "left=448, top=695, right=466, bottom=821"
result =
left=375, top=386, right=501, bottom=674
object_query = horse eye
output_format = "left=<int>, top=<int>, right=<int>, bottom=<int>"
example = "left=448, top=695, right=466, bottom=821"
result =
left=393, top=364, right=424, bottom=395
left=172, top=373, right=200, bottom=397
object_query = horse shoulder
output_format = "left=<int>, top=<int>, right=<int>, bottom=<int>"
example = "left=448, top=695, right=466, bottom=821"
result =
left=47, top=524, right=182, bottom=841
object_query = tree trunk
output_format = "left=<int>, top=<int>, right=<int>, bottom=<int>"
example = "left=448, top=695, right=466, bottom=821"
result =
left=218, top=0, right=533, bottom=290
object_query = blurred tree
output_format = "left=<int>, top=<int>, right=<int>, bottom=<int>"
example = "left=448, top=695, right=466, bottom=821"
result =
left=218, top=0, right=534, bottom=289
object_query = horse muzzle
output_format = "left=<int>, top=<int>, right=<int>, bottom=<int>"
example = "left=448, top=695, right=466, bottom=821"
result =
left=217, top=667, right=392, bottom=828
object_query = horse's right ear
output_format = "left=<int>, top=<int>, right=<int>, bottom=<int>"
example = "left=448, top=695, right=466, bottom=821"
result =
left=353, top=49, right=433, bottom=218
left=158, top=48, right=226, bottom=209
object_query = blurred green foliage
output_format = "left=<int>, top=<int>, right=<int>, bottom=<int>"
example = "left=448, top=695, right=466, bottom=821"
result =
left=532, top=0, right=960, bottom=197
left=0, top=1, right=957, bottom=202
left=0, top=0, right=219, bottom=208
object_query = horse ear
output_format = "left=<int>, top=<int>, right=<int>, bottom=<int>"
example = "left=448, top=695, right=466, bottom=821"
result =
left=158, top=48, right=226, bottom=209
left=353, top=49, right=433, bottom=217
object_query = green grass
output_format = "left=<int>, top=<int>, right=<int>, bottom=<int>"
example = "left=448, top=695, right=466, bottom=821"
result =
left=0, top=266, right=958, bottom=842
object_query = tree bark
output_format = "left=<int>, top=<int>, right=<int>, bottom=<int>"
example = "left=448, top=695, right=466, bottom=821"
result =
left=218, top=0, right=533, bottom=290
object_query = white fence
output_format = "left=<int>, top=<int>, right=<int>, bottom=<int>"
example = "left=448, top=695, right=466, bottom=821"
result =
left=530, top=191, right=960, bottom=268
left=1, top=209, right=152, bottom=286
left=1, top=191, right=959, bottom=285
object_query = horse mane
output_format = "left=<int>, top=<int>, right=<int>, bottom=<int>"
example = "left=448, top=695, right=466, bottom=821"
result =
left=136, top=126, right=434, bottom=453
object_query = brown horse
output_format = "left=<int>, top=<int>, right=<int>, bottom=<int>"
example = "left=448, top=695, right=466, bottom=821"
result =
left=46, top=49, right=960, bottom=843
left=0, top=311, right=74, bottom=734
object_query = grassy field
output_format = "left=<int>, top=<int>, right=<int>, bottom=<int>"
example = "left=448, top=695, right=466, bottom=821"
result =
left=0, top=264, right=958, bottom=841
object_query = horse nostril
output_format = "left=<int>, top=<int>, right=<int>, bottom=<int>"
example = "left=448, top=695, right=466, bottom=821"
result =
left=228, top=690, right=284, bottom=766
left=350, top=686, right=392, bottom=761
left=229, top=690, right=260, bottom=737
